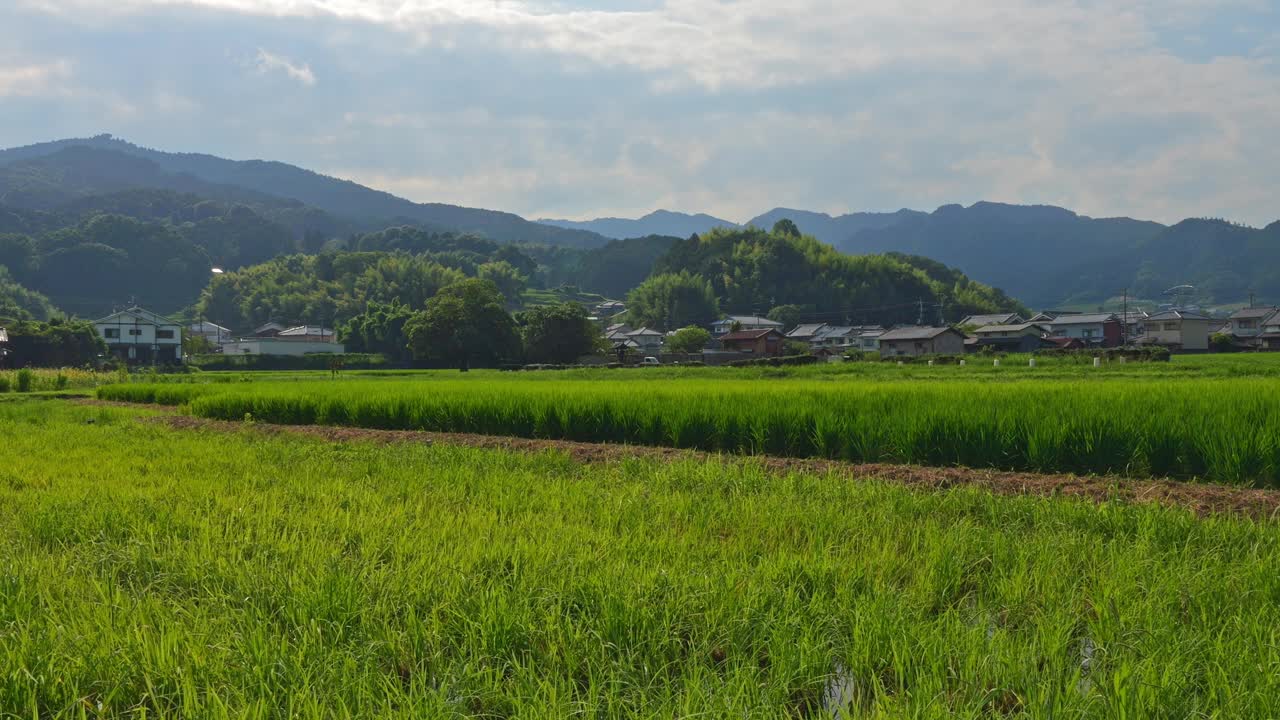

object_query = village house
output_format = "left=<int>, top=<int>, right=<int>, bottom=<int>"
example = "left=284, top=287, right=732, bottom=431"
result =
left=1226, top=307, right=1277, bottom=347
left=878, top=326, right=967, bottom=358
left=594, top=301, right=626, bottom=319
left=1140, top=310, right=1211, bottom=352
left=710, top=315, right=784, bottom=336
left=277, top=325, right=338, bottom=342
left=809, top=325, right=885, bottom=353
left=94, top=307, right=184, bottom=365
left=1259, top=314, right=1280, bottom=351
left=1118, top=310, right=1149, bottom=341
left=625, top=328, right=665, bottom=354
left=719, top=328, right=785, bottom=357
left=188, top=320, right=233, bottom=347
left=220, top=338, right=346, bottom=356
left=1044, top=313, right=1123, bottom=347
left=960, top=313, right=1025, bottom=328
left=252, top=322, right=288, bottom=338
left=970, top=322, right=1053, bottom=353
left=786, top=323, right=829, bottom=344
left=857, top=328, right=886, bottom=352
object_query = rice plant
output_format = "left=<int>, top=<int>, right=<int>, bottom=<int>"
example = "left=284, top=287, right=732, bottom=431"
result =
left=101, top=374, right=1280, bottom=486
left=3, top=401, right=1280, bottom=717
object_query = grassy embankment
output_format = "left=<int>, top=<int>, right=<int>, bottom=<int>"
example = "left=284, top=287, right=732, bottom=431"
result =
left=2, top=401, right=1280, bottom=717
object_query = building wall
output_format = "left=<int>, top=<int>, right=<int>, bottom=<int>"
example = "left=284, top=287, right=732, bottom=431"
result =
left=1050, top=322, right=1121, bottom=346
left=96, top=316, right=183, bottom=364
left=221, top=340, right=346, bottom=356
left=929, top=333, right=966, bottom=355
left=880, top=333, right=963, bottom=357
left=1180, top=319, right=1210, bottom=351
left=1143, top=320, right=1210, bottom=351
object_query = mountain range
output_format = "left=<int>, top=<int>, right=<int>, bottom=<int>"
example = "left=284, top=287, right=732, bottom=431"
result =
left=0, top=135, right=608, bottom=249
left=539, top=205, right=1280, bottom=308
left=1, top=134, right=1277, bottom=312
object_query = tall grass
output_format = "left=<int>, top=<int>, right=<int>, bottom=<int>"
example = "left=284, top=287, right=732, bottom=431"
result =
left=0, top=367, right=108, bottom=392
left=101, top=376, right=1280, bottom=486
left=3, top=401, right=1280, bottom=716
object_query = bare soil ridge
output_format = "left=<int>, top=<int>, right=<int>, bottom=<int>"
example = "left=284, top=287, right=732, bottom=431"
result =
left=142, top=411, right=1280, bottom=520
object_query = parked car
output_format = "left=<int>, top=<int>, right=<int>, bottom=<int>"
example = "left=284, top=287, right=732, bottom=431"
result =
left=642, top=356, right=661, bottom=366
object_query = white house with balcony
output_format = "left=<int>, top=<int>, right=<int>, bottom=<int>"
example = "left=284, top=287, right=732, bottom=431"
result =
left=94, top=307, right=184, bottom=365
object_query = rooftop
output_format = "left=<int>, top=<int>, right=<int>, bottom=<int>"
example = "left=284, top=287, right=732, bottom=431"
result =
left=720, top=329, right=782, bottom=341
left=787, top=323, right=829, bottom=337
left=1230, top=306, right=1278, bottom=320
left=1146, top=310, right=1211, bottom=322
left=973, top=322, right=1048, bottom=334
left=94, top=306, right=180, bottom=326
left=714, top=315, right=783, bottom=327
left=1047, top=313, right=1118, bottom=325
left=879, top=326, right=959, bottom=341
left=278, top=325, right=336, bottom=337
left=960, top=313, right=1023, bottom=327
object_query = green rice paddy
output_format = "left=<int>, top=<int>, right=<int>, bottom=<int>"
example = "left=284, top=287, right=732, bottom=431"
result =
left=3, top=401, right=1280, bottom=717
left=100, top=357, right=1280, bottom=486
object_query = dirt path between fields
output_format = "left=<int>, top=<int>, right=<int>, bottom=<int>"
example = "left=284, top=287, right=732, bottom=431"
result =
left=138, top=411, right=1280, bottom=520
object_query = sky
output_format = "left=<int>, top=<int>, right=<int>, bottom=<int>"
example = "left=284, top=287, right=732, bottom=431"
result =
left=1, top=0, right=1278, bottom=226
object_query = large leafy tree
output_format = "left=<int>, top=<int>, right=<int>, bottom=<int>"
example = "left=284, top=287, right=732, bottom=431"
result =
left=404, top=279, right=520, bottom=370
left=477, top=261, right=528, bottom=306
left=196, top=253, right=465, bottom=333
left=665, top=326, right=712, bottom=354
left=624, top=271, right=720, bottom=331
left=3, top=318, right=105, bottom=367
left=518, top=303, right=603, bottom=364
left=340, top=300, right=417, bottom=362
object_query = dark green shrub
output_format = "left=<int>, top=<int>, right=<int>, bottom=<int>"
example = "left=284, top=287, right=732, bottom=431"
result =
left=16, top=369, right=32, bottom=393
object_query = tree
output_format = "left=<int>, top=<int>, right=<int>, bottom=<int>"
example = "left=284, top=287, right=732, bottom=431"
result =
left=477, top=261, right=528, bottom=306
left=0, top=266, right=58, bottom=321
left=404, top=279, right=520, bottom=370
left=341, top=300, right=416, bottom=362
left=519, top=303, right=603, bottom=364
left=4, top=318, right=106, bottom=367
left=772, top=218, right=801, bottom=238
left=784, top=340, right=811, bottom=356
left=767, top=304, right=804, bottom=331
left=624, top=271, right=720, bottom=331
left=665, top=326, right=711, bottom=354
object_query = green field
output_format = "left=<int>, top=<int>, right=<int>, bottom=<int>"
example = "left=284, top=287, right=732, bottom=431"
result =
left=99, top=355, right=1280, bottom=486
left=3, top=400, right=1280, bottom=717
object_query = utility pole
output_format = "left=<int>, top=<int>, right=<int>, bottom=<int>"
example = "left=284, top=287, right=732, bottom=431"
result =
left=936, top=301, right=945, bottom=326
left=1122, top=288, right=1129, bottom=347
left=916, top=299, right=925, bottom=326
left=1250, top=291, right=1256, bottom=309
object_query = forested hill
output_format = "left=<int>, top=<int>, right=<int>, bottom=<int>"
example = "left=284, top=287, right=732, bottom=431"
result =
left=544, top=202, right=1280, bottom=308
left=0, top=136, right=608, bottom=249
left=648, top=225, right=1025, bottom=327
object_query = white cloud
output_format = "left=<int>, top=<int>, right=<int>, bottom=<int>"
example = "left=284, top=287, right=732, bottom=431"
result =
left=0, top=59, right=72, bottom=97
left=5, top=0, right=1279, bottom=226
left=253, top=48, right=316, bottom=86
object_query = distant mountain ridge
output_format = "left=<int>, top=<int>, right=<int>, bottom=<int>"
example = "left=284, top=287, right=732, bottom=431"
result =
left=540, top=202, right=1280, bottom=307
left=3, top=135, right=1279, bottom=310
left=538, top=210, right=740, bottom=239
left=0, top=135, right=609, bottom=249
